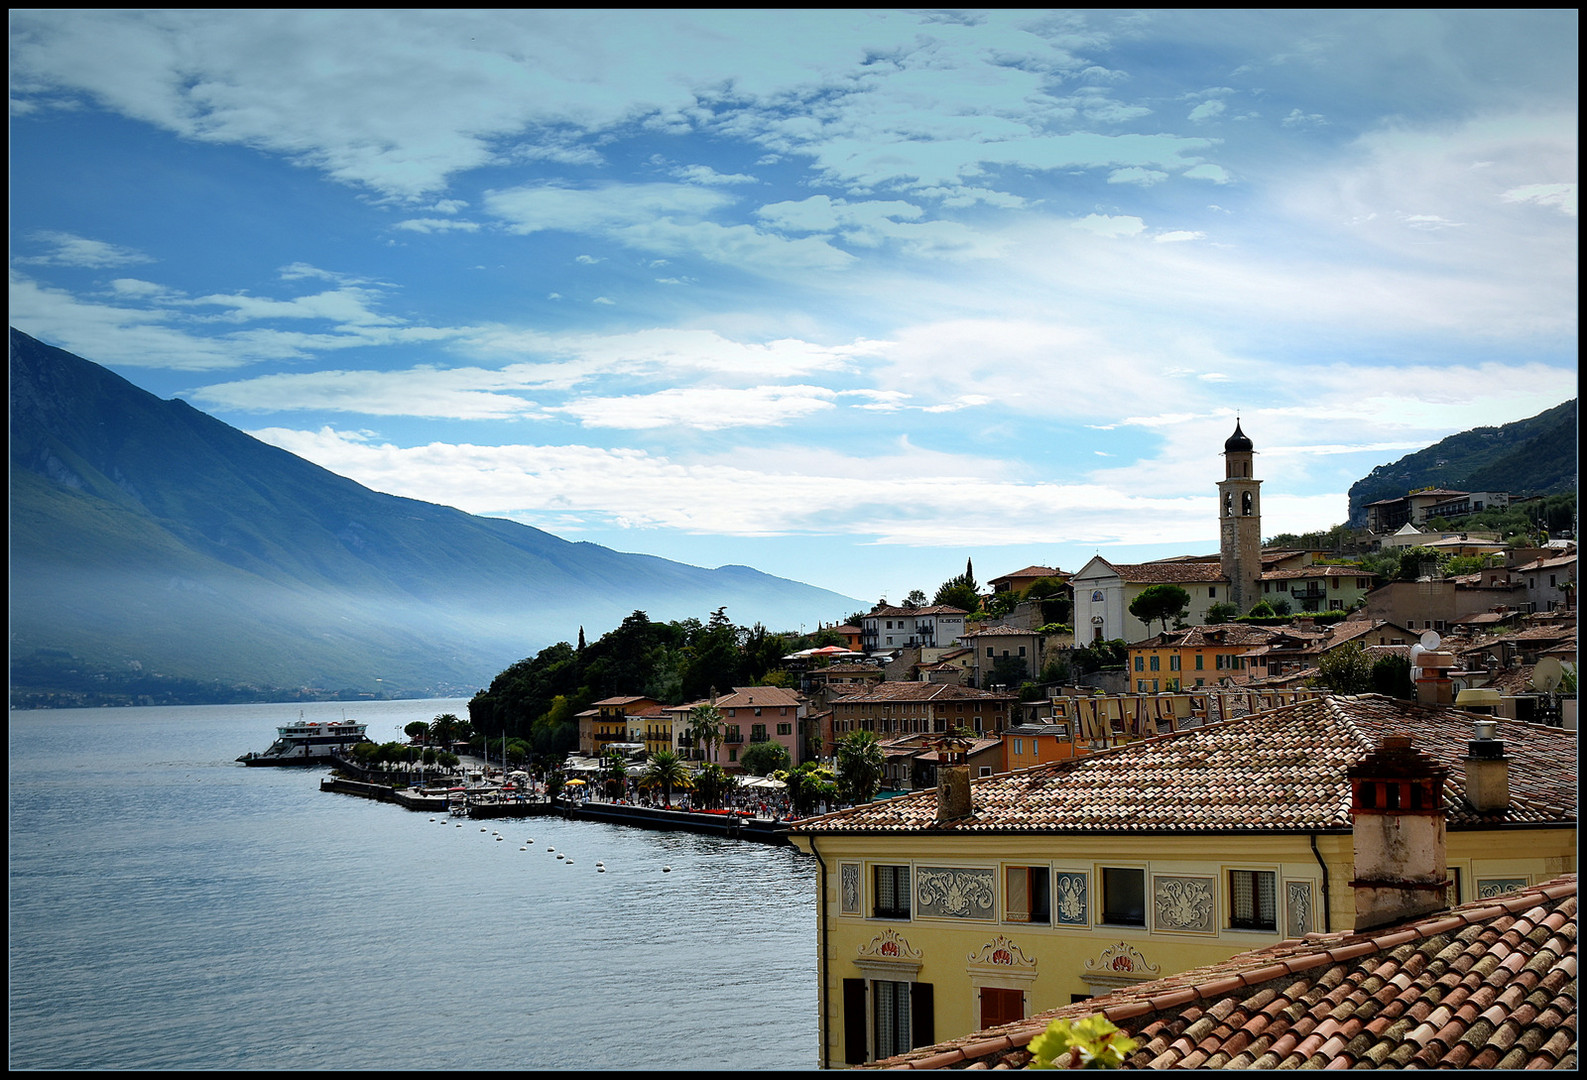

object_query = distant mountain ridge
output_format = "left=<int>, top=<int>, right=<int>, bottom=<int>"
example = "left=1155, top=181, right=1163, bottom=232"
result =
left=1346, top=399, right=1578, bottom=526
left=9, top=327, right=859, bottom=706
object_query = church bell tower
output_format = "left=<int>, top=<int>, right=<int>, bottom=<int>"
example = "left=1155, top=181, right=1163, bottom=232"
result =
left=1218, top=419, right=1262, bottom=614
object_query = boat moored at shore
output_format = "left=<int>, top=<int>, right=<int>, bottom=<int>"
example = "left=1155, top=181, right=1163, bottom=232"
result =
left=238, top=716, right=369, bottom=766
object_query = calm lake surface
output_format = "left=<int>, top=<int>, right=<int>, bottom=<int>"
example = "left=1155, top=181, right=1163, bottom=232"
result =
left=8, top=700, right=819, bottom=1070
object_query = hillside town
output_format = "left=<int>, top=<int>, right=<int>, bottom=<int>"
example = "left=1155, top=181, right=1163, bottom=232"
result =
left=552, top=422, right=1575, bottom=787
left=492, top=420, right=1575, bottom=1070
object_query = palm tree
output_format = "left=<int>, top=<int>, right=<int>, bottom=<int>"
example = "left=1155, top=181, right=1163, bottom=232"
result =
left=835, top=730, right=885, bottom=805
left=642, top=749, right=689, bottom=807
left=687, top=703, right=724, bottom=765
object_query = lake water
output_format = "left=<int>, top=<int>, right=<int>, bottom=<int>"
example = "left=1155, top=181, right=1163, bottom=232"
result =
left=8, top=700, right=819, bottom=1070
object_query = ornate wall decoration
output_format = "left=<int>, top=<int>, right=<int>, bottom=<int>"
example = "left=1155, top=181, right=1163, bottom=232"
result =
left=858, top=928, right=921, bottom=962
left=1285, top=880, right=1312, bottom=937
left=1153, top=875, right=1215, bottom=933
left=916, top=866, right=996, bottom=920
left=966, top=934, right=1038, bottom=972
left=840, top=863, right=860, bottom=915
left=1055, top=871, right=1089, bottom=926
left=1476, top=877, right=1528, bottom=899
left=1083, top=941, right=1160, bottom=980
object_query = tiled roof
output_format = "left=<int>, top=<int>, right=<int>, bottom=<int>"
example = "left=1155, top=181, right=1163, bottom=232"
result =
left=868, top=605, right=970, bottom=618
left=960, top=624, right=1042, bottom=638
left=789, top=695, right=1577, bottom=836
left=1112, top=562, right=1230, bottom=584
left=868, top=875, right=1577, bottom=1070
left=1136, top=624, right=1283, bottom=648
left=829, top=682, right=1017, bottom=704
left=1260, top=565, right=1374, bottom=580
left=713, top=686, right=802, bottom=708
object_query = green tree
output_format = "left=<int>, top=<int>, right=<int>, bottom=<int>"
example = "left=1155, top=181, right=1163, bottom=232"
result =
left=782, top=761, right=837, bottom=817
left=693, top=762, right=736, bottom=809
left=1206, top=601, right=1239, bottom=624
left=934, top=571, right=981, bottom=613
left=1128, top=584, right=1190, bottom=633
left=598, top=748, right=629, bottom=800
left=1313, top=642, right=1373, bottom=694
left=835, top=730, right=885, bottom=806
left=1397, top=545, right=1445, bottom=581
left=903, top=589, right=927, bottom=609
left=1246, top=599, right=1276, bottom=617
left=685, top=702, right=724, bottom=765
left=739, top=739, right=791, bottom=776
left=1371, top=654, right=1414, bottom=699
left=404, top=720, right=431, bottom=743
left=641, top=749, right=689, bottom=806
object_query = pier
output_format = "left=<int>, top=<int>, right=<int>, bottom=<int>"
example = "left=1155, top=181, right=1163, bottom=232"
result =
left=318, top=774, right=791, bottom=844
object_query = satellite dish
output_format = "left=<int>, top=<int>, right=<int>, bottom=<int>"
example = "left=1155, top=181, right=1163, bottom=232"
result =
left=1533, top=657, right=1564, bottom=693
left=1408, top=643, right=1425, bottom=664
left=1419, top=630, right=1442, bottom=651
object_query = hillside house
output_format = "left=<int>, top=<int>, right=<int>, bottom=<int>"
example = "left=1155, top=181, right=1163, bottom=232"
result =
left=862, top=605, right=970, bottom=653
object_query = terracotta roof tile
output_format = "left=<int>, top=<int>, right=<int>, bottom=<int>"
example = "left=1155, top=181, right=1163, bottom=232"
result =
left=866, top=876, right=1577, bottom=1071
left=792, top=694, right=1576, bottom=836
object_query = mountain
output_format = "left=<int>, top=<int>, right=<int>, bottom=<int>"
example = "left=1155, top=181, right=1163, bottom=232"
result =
left=1346, top=399, right=1578, bottom=526
left=9, top=328, right=861, bottom=706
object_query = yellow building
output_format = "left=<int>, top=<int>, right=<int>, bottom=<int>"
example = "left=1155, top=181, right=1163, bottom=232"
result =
left=786, top=695, right=1576, bottom=1068
left=1126, top=624, right=1283, bottom=691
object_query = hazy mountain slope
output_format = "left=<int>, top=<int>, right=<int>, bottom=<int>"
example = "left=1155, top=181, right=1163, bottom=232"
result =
left=1346, top=399, right=1578, bottom=526
left=9, top=328, right=859, bottom=705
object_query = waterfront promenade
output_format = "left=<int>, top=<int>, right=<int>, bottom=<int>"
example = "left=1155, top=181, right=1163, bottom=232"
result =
left=319, top=767, right=795, bottom=844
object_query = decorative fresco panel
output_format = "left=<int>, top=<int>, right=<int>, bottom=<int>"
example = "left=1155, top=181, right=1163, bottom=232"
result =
left=916, top=866, right=996, bottom=920
left=1153, top=874, right=1215, bottom=933
left=1055, top=871, right=1089, bottom=926
left=1285, top=880, right=1312, bottom=938
left=1476, top=877, right=1529, bottom=899
left=840, top=863, right=860, bottom=915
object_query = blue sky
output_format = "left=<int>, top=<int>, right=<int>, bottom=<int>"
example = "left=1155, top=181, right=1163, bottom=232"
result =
left=10, top=9, right=1577, bottom=610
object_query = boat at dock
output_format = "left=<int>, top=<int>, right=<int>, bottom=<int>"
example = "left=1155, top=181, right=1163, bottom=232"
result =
left=237, top=715, right=369, bottom=766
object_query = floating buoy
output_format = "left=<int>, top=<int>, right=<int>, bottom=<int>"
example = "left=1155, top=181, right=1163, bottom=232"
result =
left=565, top=861, right=574, bottom=866
left=495, top=836, right=503, bottom=841
left=480, top=827, right=487, bottom=832
left=597, top=867, right=606, bottom=873
left=662, top=866, right=672, bottom=873
left=556, top=853, right=564, bottom=860
left=595, top=861, right=604, bottom=868
left=546, top=847, right=554, bottom=852
left=520, top=847, right=527, bottom=851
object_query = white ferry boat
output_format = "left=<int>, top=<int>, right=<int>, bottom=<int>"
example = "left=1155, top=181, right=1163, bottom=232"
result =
left=238, top=715, right=370, bottom=766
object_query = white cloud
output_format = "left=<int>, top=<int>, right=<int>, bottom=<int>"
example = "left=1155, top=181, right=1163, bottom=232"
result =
left=1187, top=100, right=1225, bottom=123
left=1181, top=163, right=1232, bottom=183
left=1071, top=213, right=1146, bottom=237
left=549, top=384, right=838, bottom=430
left=1107, top=167, right=1168, bottom=186
left=1500, top=182, right=1577, bottom=216
left=19, top=230, right=153, bottom=268
left=1153, top=230, right=1205, bottom=243
left=393, top=217, right=481, bottom=233
left=673, top=164, right=758, bottom=185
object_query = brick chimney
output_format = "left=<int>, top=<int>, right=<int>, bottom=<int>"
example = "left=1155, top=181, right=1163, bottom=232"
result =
left=1414, top=647, right=1456, bottom=706
left=1347, top=734, right=1451, bottom=931
left=934, top=734, right=973, bottom=822
left=1463, top=719, right=1511, bottom=812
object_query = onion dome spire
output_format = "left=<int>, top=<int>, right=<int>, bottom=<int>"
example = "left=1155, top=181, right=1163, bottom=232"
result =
left=1224, top=418, right=1253, bottom=453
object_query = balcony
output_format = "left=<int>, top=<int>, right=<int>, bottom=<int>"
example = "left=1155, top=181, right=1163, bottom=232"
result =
left=749, top=732, right=770, bottom=743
